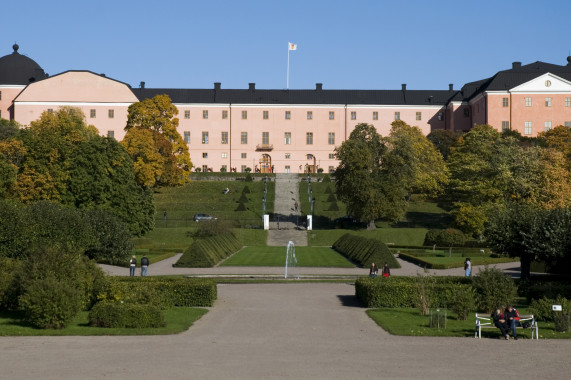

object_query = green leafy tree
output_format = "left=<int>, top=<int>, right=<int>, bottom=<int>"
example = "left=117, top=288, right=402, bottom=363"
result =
left=0, top=118, right=20, bottom=140
left=538, top=125, right=571, bottom=168
left=426, top=129, right=462, bottom=160
left=83, top=209, right=134, bottom=265
left=123, top=94, right=192, bottom=186
left=486, top=204, right=571, bottom=279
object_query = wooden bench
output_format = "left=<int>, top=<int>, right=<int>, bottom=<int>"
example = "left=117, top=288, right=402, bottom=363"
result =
left=475, top=313, right=538, bottom=339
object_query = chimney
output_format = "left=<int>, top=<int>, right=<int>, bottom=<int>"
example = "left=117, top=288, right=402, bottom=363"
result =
left=140, top=81, right=145, bottom=89
left=449, top=83, right=453, bottom=92
left=100, top=73, right=106, bottom=77
left=248, top=83, right=255, bottom=91
left=512, top=62, right=521, bottom=69
left=401, top=84, right=407, bottom=91
left=316, top=83, right=323, bottom=91
left=214, top=82, right=221, bottom=90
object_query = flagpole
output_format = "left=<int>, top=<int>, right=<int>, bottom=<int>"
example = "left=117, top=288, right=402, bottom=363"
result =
left=287, top=47, right=290, bottom=89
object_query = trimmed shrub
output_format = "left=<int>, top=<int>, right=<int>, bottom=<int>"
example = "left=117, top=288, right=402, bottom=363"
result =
left=175, top=233, right=242, bottom=268
left=355, top=276, right=472, bottom=308
left=242, top=185, right=251, bottom=194
left=191, top=219, right=234, bottom=238
left=238, top=193, right=249, bottom=203
left=327, top=193, right=337, bottom=202
left=324, top=186, right=333, bottom=194
left=19, top=277, right=83, bottom=329
left=236, top=202, right=247, bottom=211
left=332, top=234, right=399, bottom=268
left=99, top=277, right=217, bottom=307
left=0, top=257, right=22, bottom=309
left=472, top=266, right=516, bottom=312
left=322, top=175, right=331, bottom=182
left=328, top=201, right=340, bottom=211
left=89, top=301, right=165, bottom=328
left=424, top=228, right=466, bottom=247
left=519, top=280, right=571, bottom=301
left=245, top=173, right=253, bottom=182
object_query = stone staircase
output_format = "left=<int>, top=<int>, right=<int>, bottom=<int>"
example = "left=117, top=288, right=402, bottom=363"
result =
left=267, top=173, right=308, bottom=246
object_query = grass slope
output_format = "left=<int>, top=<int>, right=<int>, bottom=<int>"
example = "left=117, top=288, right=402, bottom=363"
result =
left=308, top=228, right=428, bottom=246
left=221, top=246, right=354, bottom=267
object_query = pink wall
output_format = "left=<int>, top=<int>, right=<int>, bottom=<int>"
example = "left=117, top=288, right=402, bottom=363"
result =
left=0, top=86, right=24, bottom=120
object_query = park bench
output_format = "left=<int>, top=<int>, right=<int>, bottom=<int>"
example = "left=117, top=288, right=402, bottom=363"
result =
left=475, top=313, right=538, bottom=339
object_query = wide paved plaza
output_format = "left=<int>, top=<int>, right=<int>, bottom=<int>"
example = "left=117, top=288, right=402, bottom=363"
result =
left=1, top=282, right=570, bottom=379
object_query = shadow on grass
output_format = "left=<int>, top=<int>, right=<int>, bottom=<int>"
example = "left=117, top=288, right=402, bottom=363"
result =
left=337, top=294, right=364, bottom=308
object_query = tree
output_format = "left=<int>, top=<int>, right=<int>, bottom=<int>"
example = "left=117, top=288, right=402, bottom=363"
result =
left=426, top=129, right=462, bottom=160
left=123, top=94, right=192, bottom=186
left=538, top=125, right=571, bottom=168
left=0, top=118, right=20, bottom=141
left=335, top=122, right=448, bottom=227
left=486, top=204, right=571, bottom=279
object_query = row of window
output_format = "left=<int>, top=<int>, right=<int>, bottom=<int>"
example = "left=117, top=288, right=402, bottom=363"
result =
left=501, top=120, right=571, bottom=134
left=185, top=109, right=423, bottom=121
left=501, top=97, right=571, bottom=107
left=188, top=131, right=336, bottom=145
left=88, top=109, right=115, bottom=118
left=201, top=152, right=337, bottom=160
left=213, top=165, right=336, bottom=174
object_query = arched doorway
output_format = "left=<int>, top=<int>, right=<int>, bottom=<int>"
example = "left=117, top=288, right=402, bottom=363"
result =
left=259, top=154, right=272, bottom=173
left=305, top=154, right=317, bottom=173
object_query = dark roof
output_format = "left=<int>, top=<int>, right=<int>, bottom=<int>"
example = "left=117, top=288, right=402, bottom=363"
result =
left=0, top=44, right=48, bottom=85
left=459, top=59, right=571, bottom=101
left=132, top=87, right=459, bottom=106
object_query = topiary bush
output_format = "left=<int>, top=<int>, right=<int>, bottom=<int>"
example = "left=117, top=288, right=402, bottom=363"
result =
left=236, top=202, right=247, bottom=211
left=19, top=276, right=83, bottom=329
left=324, top=186, right=333, bottom=194
left=332, top=234, right=399, bottom=268
left=242, top=186, right=251, bottom=194
left=472, top=266, right=516, bottom=312
left=424, top=228, right=466, bottom=247
left=175, top=233, right=242, bottom=268
left=89, top=301, right=165, bottom=328
left=245, top=173, right=253, bottom=182
left=322, top=175, right=331, bottom=182
left=99, top=277, right=217, bottom=307
left=238, top=193, right=249, bottom=203
left=355, top=276, right=472, bottom=308
left=327, top=193, right=337, bottom=202
left=328, top=201, right=340, bottom=211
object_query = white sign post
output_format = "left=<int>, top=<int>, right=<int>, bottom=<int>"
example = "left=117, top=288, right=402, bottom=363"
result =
left=263, top=214, right=269, bottom=230
left=307, top=215, right=312, bottom=231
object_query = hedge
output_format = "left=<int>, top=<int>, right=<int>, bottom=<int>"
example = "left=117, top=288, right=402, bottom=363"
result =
left=332, top=234, right=399, bottom=268
left=175, top=233, right=242, bottom=268
left=99, top=277, right=217, bottom=307
left=355, top=277, right=472, bottom=308
left=398, top=252, right=515, bottom=269
left=89, top=302, right=165, bottom=328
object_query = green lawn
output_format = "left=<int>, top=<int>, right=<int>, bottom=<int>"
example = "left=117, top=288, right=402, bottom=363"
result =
left=367, top=308, right=571, bottom=339
left=417, top=256, right=517, bottom=267
left=221, top=246, right=355, bottom=267
left=308, top=228, right=428, bottom=246
left=0, top=307, right=208, bottom=336
left=153, top=180, right=275, bottom=228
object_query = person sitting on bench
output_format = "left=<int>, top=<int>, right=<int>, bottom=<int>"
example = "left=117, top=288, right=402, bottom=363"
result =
left=504, top=305, right=520, bottom=340
left=491, top=308, right=510, bottom=340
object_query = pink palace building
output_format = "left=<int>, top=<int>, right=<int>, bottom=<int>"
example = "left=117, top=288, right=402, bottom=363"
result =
left=2, top=44, right=571, bottom=174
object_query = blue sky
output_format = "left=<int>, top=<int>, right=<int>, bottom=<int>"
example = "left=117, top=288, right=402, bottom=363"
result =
left=3, top=0, right=570, bottom=91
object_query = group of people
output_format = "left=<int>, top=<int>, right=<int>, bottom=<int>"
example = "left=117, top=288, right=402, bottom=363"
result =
left=129, top=255, right=150, bottom=276
left=491, top=305, right=520, bottom=340
left=369, top=262, right=390, bottom=278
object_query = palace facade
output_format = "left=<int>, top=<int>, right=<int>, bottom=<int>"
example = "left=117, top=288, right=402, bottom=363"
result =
left=2, top=44, right=571, bottom=173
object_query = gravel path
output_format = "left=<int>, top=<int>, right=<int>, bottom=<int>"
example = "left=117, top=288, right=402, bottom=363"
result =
left=1, top=283, right=569, bottom=379
left=99, top=253, right=521, bottom=278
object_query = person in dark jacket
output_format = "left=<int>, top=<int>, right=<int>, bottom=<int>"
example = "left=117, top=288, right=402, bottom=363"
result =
left=492, top=308, right=510, bottom=340
left=369, top=263, right=378, bottom=277
left=382, top=263, right=391, bottom=277
left=140, top=255, right=150, bottom=276
left=504, top=305, right=519, bottom=340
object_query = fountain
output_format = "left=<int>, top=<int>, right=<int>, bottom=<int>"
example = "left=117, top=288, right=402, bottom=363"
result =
left=284, top=240, right=298, bottom=279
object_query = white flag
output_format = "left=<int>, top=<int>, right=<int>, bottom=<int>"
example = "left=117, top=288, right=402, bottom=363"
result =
left=288, top=42, right=297, bottom=51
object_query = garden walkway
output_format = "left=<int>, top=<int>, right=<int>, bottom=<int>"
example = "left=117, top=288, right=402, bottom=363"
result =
left=99, top=254, right=521, bottom=278
left=267, top=173, right=307, bottom=246
left=1, top=282, right=569, bottom=379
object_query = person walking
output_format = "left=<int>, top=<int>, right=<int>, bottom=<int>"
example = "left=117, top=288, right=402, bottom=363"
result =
left=141, top=254, right=150, bottom=276
left=464, top=258, right=472, bottom=277
left=382, top=263, right=391, bottom=277
left=369, top=263, right=378, bottom=278
left=129, top=255, right=137, bottom=277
